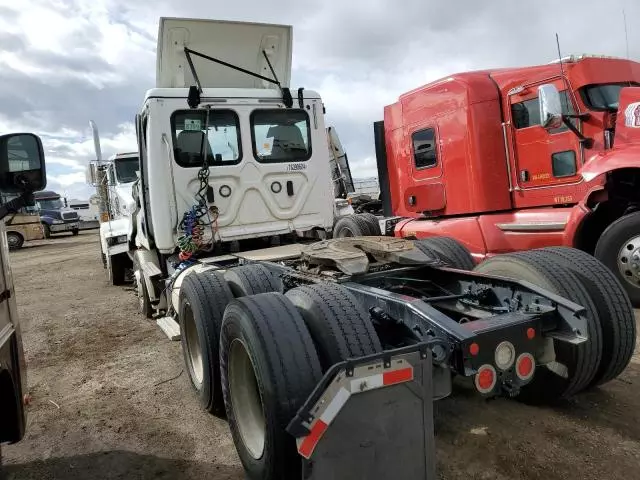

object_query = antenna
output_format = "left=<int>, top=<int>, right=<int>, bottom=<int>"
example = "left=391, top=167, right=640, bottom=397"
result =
left=555, top=33, right=570, bottom=92
left=623, top=8, right=630, bottom=59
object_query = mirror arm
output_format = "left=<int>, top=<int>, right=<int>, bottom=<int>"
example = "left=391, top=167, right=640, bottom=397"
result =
left=562, top=115, right=594, bottom=149
left=0, top=192, right=33, bottom=221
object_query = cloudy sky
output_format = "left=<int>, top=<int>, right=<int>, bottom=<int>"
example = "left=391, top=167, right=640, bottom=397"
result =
left=0, top=0, right=638, bottom=200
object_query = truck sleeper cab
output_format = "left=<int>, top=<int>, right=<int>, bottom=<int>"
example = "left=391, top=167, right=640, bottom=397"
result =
left=377, top=55, right=640, bottom=304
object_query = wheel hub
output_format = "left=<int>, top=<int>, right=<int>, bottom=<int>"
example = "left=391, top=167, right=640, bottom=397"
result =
left=617, top=235, right=640, bottom=287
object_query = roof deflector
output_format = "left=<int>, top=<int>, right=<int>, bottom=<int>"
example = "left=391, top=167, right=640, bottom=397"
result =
left=156, top=17, right=296, bottom=107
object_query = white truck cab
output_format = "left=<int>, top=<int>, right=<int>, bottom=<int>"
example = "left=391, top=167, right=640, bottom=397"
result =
left=88, top=150, right=139, bottom=284
left=130, top=18, right=338, bottom=317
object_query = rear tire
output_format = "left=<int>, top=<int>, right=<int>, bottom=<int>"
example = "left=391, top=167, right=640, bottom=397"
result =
left=220, top=293, right=322, bottom=480
left=224, top=264, right=281, bottom=297
left=285, top=283, right=382, bottom=371
left=414, top=236, right=475, bottom=270
left=540, top=246, right=636, bottom=386
left=179, top=270, right=234, bottom=416
left=474, top=250, right=603, bottom=403
left=333, top=214, right=370, bottom=237
left=359, top=213, right=381, bottom=235
left=594, top=211, right=640, bottom=307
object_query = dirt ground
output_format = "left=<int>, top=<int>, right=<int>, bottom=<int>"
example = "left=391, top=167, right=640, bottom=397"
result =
left=3, top=231, right=640, bottom=480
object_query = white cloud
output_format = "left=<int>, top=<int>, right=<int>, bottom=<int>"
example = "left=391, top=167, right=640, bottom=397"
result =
left=1, top=0, right=639, bottom=200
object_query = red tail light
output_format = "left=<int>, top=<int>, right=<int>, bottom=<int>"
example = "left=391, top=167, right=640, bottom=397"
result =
left=474, top=364, right=497, bottom=394
left=515, top=353, right=535, bottom=381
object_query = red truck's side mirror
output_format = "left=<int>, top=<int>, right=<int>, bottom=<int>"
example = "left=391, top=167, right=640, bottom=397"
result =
left=538, top=84, right=563, bottom=130
left=0, top=132, right=47, bottom=194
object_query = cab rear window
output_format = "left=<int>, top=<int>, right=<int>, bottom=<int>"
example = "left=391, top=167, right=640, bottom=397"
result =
left=250, top=109, right=312, bottom=163
left=171, top=109, right=242, bottom=167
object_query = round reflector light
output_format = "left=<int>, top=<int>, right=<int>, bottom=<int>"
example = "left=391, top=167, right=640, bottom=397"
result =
left=474, top=364, right=497, bottom=394
left=515, top=353, right=535, bottom=381
left=494, top=341, right=516, bottom=370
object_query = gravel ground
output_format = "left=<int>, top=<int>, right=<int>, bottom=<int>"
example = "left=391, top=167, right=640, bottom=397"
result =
left=3, top=231, right=640, bottom=479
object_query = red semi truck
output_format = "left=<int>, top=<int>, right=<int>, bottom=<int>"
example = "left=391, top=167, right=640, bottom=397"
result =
left=371, top=54, right=640, bottom=304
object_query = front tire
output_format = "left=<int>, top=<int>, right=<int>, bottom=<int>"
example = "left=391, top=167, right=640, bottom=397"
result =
left=137, top=272, right=154, bottom=319
left=107, top=254, right=127, bottom=286
left=71, top=228, right=79, bottom=236
left=594, top=211, right=640, bottom=306
left=6, top=232, right=24, bottom=250
left=42, top=223, right=51, bottom=239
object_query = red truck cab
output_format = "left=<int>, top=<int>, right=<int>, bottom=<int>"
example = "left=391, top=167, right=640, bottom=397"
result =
left=375, top=55, right=640, bottom=304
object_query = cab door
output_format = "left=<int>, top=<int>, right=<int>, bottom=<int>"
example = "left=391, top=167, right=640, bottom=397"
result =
left=507, top=79, right=584, bottom=208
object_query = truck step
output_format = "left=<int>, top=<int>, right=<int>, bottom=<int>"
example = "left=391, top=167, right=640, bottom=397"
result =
left=156, top=316, right=181, bottom=341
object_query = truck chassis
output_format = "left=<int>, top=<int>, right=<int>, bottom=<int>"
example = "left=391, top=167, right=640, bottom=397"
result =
left=160, top=235, right=631, bottom=479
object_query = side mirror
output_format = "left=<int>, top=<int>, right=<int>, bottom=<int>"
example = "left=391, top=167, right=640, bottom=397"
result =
left=538, top=84, right=564, bottom=129
left=0, top=133, right=46, bottom=193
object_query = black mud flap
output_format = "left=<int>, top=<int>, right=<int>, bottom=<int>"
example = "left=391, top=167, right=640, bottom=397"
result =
left=287, top=343, right=439, bottom=480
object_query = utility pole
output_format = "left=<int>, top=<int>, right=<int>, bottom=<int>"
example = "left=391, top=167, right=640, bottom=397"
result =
left=89, top=120, right=110, bottom=223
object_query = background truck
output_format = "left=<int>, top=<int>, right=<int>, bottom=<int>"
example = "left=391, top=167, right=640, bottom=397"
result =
left=68, top=196, right=100, bottom=230
left=110, top=17, right=634, bottom=480
left=368, top=54, right=640, bottom=305
left=33, top=190, right=79, bottom=238
left=0, top=132, right=47, bottom=471
left=86, top=148, right=140, bottom=285
left=0, top=193, right=43, bottom=249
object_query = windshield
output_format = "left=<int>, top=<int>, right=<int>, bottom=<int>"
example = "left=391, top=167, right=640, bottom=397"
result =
left=251, top=109, right=311, bottom=163
left=114, top=157, right=139, bottom=183
left=38, top=199, right=64, bottom=210
left=580, top=82, right=640, bottom=111
left=171, top=109, right=242, bottom=167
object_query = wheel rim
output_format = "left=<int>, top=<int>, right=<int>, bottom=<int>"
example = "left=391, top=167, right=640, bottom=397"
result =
left=7, top=234, right=20, bottom=248
left=183, top=302, right=204, bottom=385
left=617, top=235, right=640, bottom=288
left=229, top=338, right=265, bottom=460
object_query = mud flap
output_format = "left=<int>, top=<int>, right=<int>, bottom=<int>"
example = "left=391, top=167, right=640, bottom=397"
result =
left=286, top=343, right=438, bottom=480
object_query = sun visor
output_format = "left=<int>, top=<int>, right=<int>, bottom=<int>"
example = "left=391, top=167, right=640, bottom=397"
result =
left=156, top=17, right=293, bottom=89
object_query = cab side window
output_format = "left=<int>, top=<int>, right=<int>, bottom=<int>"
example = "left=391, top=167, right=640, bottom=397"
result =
left=511, top=90, right=576, bottom=133
left=412, top=128, right=437, bottom=169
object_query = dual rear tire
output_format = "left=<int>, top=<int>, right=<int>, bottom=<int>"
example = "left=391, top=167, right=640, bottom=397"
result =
left=474, top=247, right=635, bottom=403
left=179, top=264, right=382, bottom=479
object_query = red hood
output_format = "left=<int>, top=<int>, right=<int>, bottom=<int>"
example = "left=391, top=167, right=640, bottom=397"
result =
left=580, top=87, right=640, bottom=182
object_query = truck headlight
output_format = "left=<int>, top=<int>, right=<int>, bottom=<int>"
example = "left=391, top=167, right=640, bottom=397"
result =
left=52, top=220, right=64, bottom=224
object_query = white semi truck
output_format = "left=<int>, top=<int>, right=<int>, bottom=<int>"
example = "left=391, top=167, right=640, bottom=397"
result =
left=110, top=17, right=633, bottom=480
left=87, top=147, right=140, bottom=285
